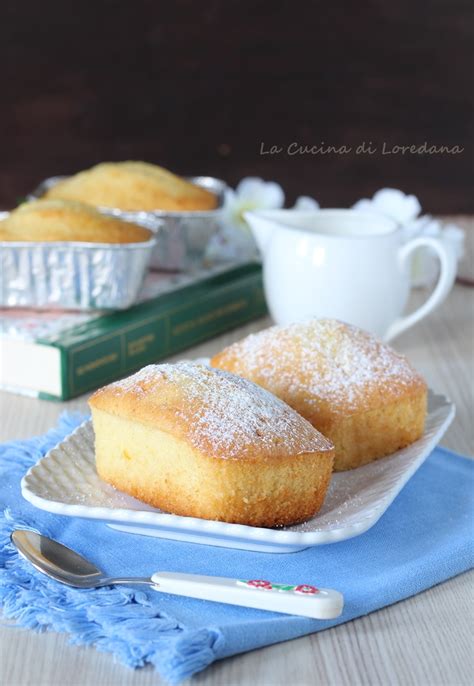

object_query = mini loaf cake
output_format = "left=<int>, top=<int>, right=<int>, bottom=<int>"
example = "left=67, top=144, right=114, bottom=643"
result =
left=211, top=319, right=427, bottom=471
left=44, top=161, right=218, bottom=212
left=89, top=362, right=334, bottom=527
left=0, top=199, right=152, bottom=244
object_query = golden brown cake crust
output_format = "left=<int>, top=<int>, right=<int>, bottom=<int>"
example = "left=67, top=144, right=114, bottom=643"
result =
left=44, top=161, right=218, bottom=212
left=92, top=408, right=334, bottom=527
left=0, top=199, right=152, bottom=244
left=211, top=319, right=428, bottom=471
left=89, top=361, right=334, bottom=462
left=211, top=319, right=427, bottom=417
left=110, top=458, right=333, bottom=528
left=90, top=362, right=334, bottom=527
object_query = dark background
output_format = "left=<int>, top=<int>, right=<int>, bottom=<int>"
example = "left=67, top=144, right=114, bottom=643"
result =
left=1, top=0, right=472, bottom=212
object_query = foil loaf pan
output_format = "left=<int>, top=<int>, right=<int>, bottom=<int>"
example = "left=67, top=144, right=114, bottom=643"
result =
left=28, top=175, right=229, bottom=272
left=0, top=211, right=156, bottom=310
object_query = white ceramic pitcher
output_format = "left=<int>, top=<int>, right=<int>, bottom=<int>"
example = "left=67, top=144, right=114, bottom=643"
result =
left=245, top=209, right=457, bottom=341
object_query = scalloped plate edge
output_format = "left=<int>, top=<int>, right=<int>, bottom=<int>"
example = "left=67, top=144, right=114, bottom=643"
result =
left=21, top=390, right=455, bottom=552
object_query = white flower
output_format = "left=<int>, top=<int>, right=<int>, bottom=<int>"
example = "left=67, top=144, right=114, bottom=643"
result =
left=403, top=215, right=464, bottom=287
left=442, top=223, right=465, bottom=260
left=205, top=222, right=259, bottom=263
left=353, top=188, right=421, bottom=224
left=403, top=215, right=464, bottom=258
left=401, top=215, right=442, bottom=241
left=293, top=195, right=320, bottom=210
left=353, top=188, right=464, bottom=287
left=223, top=177, right=284, bottom=232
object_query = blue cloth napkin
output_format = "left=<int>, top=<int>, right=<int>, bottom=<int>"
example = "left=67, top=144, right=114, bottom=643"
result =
left=1, top=413, right=473, bottom=684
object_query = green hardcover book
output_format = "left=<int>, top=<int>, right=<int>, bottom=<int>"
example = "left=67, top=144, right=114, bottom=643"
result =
left=0, top=263, right=266, bottom=400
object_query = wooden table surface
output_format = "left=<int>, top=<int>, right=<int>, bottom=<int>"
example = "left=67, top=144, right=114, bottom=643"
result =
left=1, top=228, right=473, bottom=685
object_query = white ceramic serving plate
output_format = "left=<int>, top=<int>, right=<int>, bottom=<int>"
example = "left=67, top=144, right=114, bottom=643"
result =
left=21, top=390, right=454, bottom=553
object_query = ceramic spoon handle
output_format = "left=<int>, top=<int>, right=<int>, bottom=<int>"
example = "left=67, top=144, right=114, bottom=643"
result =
left=151, top=572, right=343, bottom=619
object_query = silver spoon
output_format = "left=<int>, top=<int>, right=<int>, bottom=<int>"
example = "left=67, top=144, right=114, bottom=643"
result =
left=11, top=529, right=343, bottom=619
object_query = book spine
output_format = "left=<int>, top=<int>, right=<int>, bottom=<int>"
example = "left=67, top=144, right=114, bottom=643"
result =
left=57, top=271, right=266, bottom=400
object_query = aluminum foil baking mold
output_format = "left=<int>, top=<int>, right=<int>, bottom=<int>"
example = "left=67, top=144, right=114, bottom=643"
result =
left=28, top=175, right=229, bottom=272
left=0, top=211, right=156, bottom=310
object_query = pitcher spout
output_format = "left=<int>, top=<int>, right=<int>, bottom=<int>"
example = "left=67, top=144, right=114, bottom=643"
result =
left=243, top=211, right=276, bottom=254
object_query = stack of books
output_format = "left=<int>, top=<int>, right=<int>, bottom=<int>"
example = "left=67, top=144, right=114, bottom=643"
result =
left=0, top=262, right=266, bottom=400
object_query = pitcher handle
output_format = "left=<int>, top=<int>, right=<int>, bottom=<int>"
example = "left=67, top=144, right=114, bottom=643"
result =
left=385, top=237, right=457, bottom=341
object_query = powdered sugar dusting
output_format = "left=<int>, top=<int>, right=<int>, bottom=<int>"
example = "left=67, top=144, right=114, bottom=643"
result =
left=106, top=361, right=333, bottom=458
left=216, top=319, right=425, bottom=414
